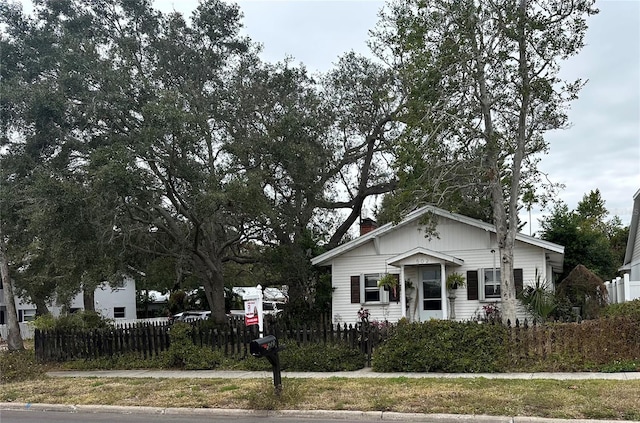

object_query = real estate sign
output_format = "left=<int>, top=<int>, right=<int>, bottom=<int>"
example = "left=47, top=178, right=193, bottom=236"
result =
left=244, top=300, right=259, bottom=326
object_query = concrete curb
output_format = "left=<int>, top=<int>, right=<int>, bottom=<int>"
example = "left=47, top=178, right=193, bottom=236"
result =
left=1, top=403, right=637, bottom=423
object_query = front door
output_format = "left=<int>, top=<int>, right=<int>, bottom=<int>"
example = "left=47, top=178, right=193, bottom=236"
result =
left=419, top=265, right=442, bottom=320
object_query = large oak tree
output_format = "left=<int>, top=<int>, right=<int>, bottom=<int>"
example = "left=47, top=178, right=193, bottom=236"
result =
left=374, top=0, right=597, bottom=323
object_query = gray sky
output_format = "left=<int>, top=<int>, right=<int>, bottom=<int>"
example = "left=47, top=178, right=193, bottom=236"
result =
left=158, top=0, right=639, bottom=235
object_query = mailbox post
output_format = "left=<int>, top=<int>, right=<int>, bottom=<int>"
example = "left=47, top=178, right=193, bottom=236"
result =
left=250, top=335, right=282, bottom=395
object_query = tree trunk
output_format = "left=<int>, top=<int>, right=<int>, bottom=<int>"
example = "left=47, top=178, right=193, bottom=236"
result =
left=34, top=298, right=50, bottom=316
left=0, top=238, right=24, bottom=351
left=83, top=286, right=95, bottom=312
left=497, top=0, right=531, bottom=326
left=197, top=255, right=227, bottom=324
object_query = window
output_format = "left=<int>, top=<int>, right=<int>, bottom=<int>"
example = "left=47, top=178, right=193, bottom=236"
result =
left=18, top=309, right=36, bottom=322
left=421, top=267, right=442, bottom=310
left=114, top=307, right=126, bottom=318
left=484, top=269, right=501, bottom=299
left=467, top=268, right=523, bottom=301
left=350, top=273, right=398, bottom=304
left=364, top=274, right=381, bottom=302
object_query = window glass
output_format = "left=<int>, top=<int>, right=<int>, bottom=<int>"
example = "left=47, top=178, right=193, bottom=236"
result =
left=484, top=269, right=501, bottom=298
left=114, top=307, right=126, bottom=318
left=364, top=274, right=380, bottom=302
left=22, top=309, right=36, bottom=322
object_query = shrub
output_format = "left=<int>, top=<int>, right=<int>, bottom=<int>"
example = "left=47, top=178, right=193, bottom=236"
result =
left=162, top=322, right=223, bottom=370
left=601, top=299, right=640, bottom=320
left=0, top=349, right=46, bottom=383
left=279, top=341, right=365, bottom=371
left=372, top=320, right=508, bottom=372
left=31, top=311, right=113, bottom=331
left=508, top=317, right=640, bottom=372
left=519, top=276, right=556, bottom=322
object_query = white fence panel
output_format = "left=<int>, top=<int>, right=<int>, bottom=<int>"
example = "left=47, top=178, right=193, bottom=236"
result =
left=0, top=322, right=35, bottom=340
left=606, top=274, right=640, bottom=304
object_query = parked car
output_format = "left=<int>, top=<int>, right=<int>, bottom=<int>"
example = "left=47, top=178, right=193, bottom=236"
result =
left=170, top=310, right=211, bottom=323
left=263, top=301, right=284, bottom=316
left=227, top=302, right=284, bottom=318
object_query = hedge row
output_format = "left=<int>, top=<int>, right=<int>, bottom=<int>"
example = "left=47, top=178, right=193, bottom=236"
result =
left=372, top=317, right=640, bottom=373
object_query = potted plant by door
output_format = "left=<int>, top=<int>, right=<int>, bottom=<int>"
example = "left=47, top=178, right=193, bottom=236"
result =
left=378, top=273, right=399, bottom=302
left=446, top=272, right=466, bottom=291
left=446, top=272, right=465, bottom=320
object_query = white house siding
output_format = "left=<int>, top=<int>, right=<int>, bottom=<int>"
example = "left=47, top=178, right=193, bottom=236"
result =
left=449, top=242, right=549, bottom=323
left=331, top=253, right=405, bottom=325
left=380, top=216, right=492, bottom=254
left=631, top=221, right=640, bottom=281
left=328, top=214, right=556, bottom=325
left=0, top=278, right=137, bottom=328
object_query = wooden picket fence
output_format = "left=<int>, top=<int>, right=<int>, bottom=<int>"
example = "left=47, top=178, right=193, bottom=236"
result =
left=34, top=317, right=387, bottom=365
left=35, top=316, right=636, bottom=368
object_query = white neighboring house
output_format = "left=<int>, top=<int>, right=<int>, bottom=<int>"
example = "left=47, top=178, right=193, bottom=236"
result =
left=0, top=277, right=137, bottom=339
left=609, top=188, right=640, bottom=303
left=311, top=205, right=565, bottom=325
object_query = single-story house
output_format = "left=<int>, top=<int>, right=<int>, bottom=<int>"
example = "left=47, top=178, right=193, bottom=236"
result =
left=311, top=205, right=564, bottom=325
left=0, top=277, right=137, bottom=326
left=612, top=188, right=640, bottom=302
left=620, top=188, right=640, bottom=280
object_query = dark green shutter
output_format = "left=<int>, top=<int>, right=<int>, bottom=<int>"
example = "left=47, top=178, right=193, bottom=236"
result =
left=467, top=270, right=479, bottom=300
left=514, top=268, right=523, bottom=295
left=350, top=276, right=360, bottom=303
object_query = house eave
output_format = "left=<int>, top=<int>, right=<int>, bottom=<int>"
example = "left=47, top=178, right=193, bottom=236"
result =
left=622, top=188, right=640, bottom=267
left=387, top=247, right=464, bottom=267
left=311, top=205, right=565, bottom=266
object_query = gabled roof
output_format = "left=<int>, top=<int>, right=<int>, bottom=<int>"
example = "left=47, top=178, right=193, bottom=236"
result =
left=311, top=205, right=564, bottom=266
left=621, top=188, right=640, bottom=271
left=388, top=247, right=464, bottom=267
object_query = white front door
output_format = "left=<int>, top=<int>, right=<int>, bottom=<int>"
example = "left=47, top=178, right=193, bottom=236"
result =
left=419, top=265, right=442, bottom=320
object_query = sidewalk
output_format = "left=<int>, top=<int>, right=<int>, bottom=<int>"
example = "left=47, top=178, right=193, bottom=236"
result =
left=46, top=367, right=640, bottom=380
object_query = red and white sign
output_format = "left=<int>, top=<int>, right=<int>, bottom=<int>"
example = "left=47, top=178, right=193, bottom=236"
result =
left=244, top=300, right=259, bottom=326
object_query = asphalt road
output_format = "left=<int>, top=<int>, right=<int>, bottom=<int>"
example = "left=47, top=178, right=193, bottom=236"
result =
left=1, top=409, right=354, bottom=423
left=1, top=408, right=480, bottom=423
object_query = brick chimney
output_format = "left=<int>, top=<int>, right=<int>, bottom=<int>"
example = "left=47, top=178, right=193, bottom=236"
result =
left=360, top=218, right=378, bottom=236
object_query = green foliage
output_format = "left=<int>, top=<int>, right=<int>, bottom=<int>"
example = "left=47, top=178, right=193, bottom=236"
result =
left=0, top=349, right=46, bottom=383
left=599, top=360, right=639, bottom=373
left=540, top=191, right=625, bottom=281
left=518, top=276, right=556, bottom=322
left=279, top=342, right=365, bottom=371
left=556, top=264, right=608, bottom=320
left=445, top=272, right=466, bottom=290
left=163, top=323, right=223, bottom=370
left=31, top=311, right=113, bottom=331
left=508, top=317, right=640, bottom=372
left=602, top=299, right=640, bottom=321
left=372, top=320, right=509, bottom=373
left=61, top=352, right=166, bottom=370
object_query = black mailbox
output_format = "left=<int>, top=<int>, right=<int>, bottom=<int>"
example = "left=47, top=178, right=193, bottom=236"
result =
left=250, top=335, right=279, bottom=357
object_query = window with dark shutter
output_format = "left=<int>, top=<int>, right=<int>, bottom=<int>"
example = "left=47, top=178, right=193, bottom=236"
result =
left=467, top=270, right=479, bottom=300
left=350, top=275, right=360, bottom=303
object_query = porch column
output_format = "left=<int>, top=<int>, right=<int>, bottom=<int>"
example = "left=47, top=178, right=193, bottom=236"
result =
left=440, top=262, right=448, bottom=320
left=400, top=265, right=406, bottom=319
